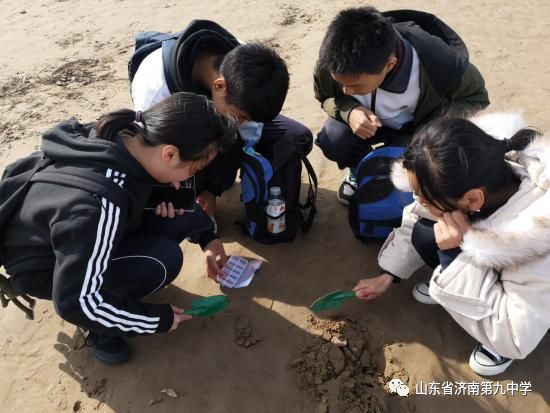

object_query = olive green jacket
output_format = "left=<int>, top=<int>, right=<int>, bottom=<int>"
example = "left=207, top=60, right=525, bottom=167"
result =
left=313, top=60, right=489, bottom=129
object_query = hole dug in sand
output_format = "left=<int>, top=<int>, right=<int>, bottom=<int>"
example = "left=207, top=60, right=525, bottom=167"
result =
left=290, top=315, right=412, bottom=413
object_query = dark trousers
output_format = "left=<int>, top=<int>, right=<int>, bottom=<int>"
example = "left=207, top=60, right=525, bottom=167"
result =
left=315, top=117, right=412, bottom=169
left=15, top=209, right=210, bottom=302
left=411, top=218, right=439, bottom=270
left=102, top=207, right=214, bottom=299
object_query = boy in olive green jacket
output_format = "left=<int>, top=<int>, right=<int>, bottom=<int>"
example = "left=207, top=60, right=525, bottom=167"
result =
left=314, top=7, right=489, bottom=204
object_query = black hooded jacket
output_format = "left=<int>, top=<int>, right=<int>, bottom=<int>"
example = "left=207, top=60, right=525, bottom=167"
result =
left=131, top=20, right=244, bottom=197
left=2, top=119, right=217, bottom=336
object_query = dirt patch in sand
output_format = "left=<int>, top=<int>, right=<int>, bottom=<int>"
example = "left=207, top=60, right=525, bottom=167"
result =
left=290, top=315, right=411, bottom=413
left=234, top=316, right=262, bottom=348
left=0, top=75, right=35, bottom=99
left=47, top=58, right=114, bottom=87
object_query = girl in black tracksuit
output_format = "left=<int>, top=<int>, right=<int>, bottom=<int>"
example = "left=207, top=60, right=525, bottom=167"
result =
left=1, top=92, right=235, bottom=364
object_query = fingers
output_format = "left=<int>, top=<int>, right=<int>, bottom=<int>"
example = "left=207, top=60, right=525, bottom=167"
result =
left=170, top=304, right=185, bottom=314
left=354, top=120, right=378, bottom=138
left=153, top=203, right=183, bottom=218
left=206, top=255, right=222, bottom=279
left=170, top=181, right=181, bottom=190
left=451, top=210, right=470, bottom=232
left=218, top=244, right=228, bottom=265
left=366, top=112, right=382, bottom=127
left=352, top=280, right=368, bottom=292
left=155, top=202, right=170, bottom=218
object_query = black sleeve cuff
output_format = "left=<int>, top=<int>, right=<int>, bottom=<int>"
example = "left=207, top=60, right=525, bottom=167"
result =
left=155, top=304, right=174, bottom=333
left=204, top=183, right=223, bottom=197
left=198, top=231, right=219, bottom=250
left=437, top=247, right=462, bottom=270
left=380, top=268, right=401, bottom=283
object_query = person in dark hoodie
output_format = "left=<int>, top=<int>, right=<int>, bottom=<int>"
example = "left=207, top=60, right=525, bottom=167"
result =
left=314, top=7, right=490, bottom=205
left=130, top=20, right=313, bottom=222
left=1, top=92, right=236, bottom=365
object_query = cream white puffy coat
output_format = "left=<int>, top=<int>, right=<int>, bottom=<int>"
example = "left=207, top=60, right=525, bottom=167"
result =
left=378, top=112, right=550, bottom=359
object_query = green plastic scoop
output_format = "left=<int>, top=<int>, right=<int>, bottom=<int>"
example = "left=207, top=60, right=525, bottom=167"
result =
left=309, top=290, right=357, bottom=313
left=183, top=295, right=230, bottom=317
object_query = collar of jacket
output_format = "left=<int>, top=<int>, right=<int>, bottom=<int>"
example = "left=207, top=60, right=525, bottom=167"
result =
left=379, top=32, right=413, bottom=94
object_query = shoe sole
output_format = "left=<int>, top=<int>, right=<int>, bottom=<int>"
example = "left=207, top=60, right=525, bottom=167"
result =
left=336, top=193, right=350, bottom=206
left=93, top=352, right=130, bottom=365
left=412, top=285, right=438, bottom=305
left=469, top=352, right=513, bottom=376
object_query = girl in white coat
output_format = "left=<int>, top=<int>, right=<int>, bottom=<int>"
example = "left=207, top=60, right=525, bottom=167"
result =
left=353, top=112, right=550, bottom=376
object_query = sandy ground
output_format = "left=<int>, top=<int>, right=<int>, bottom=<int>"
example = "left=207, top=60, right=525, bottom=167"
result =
left=1, top=0, right=550, bottom=412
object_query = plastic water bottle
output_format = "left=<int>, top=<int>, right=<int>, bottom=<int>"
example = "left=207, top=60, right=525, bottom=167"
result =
left=266, top=186, right=286, bottom=234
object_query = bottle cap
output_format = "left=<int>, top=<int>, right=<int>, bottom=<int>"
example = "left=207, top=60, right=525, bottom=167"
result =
left=269, top=186, right=282, bottom=196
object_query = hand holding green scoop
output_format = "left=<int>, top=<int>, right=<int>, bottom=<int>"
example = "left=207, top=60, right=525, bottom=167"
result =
left=183, top=295, right=229, bottom=317
left=309, top=290, right=357, bottom=313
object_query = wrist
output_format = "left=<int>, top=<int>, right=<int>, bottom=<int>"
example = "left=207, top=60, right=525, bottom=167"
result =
left=380, top=272, right=394, bottom=286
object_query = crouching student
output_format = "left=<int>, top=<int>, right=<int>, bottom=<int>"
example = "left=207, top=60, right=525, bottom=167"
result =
left=314, top=6, right=489, bottom=205
left=130, top=20, right=313, bottom=223
left=353, top=112, right=550, bottom=376
left=1, top=93, right=236, bottom=364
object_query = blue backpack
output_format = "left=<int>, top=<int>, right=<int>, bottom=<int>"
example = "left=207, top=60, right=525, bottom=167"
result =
left=239, top=132, right=317, bottom=244
left=348, top=146, right=414, bottom=241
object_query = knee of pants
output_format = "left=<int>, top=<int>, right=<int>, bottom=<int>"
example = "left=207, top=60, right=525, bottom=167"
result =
left=315, top=119, right=360, bottom=168
left=411, top=218, right=439, bottom=269
left=292, top=122, right=314, bottom=155
left=162, top=242, right=184, bottom=284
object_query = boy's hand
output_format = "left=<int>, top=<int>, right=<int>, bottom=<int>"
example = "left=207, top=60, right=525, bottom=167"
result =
left=169, top=305, right=192, bottom=331
left=204, top=239, right=228, bottom=280
left=348, top=106, right=382, bottom=139
left=434, top=210, right=470, bottom=250
left=196, top=190, right=216, bottom=217
left=154, top=202, right=184, bottom=219
left=353, top=273, right=393, bottom=301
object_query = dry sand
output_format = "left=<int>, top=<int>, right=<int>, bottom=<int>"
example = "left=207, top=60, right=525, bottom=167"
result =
left=1, top=0, right=550, bottom=412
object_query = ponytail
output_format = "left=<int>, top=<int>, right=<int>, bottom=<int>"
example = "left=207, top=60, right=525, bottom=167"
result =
left=95, top=109, right=140, bottom=140
left=502, top=127, right=540, bottom=153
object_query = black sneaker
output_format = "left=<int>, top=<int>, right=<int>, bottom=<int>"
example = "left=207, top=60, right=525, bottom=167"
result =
left=86, top=332, right=130, bottom=365
left=337, top=169, right=357, bottom=205
left=469, top=344, right=513, bottom=376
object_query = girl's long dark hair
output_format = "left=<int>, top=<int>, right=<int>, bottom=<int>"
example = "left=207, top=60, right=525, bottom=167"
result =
left=402, top=117, right=538, bottom=211
left=95, top=92, right=236, bottom=162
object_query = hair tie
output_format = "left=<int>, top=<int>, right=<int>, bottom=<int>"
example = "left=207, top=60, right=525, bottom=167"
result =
left=135, top=111, right=142, bottom=123
left=502, top=138, right=512, bottom=153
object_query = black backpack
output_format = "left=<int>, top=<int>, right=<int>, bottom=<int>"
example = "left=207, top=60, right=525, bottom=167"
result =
left=239, top=132, right=317, bottom=244
left=0, top=152, right=130, bottom=318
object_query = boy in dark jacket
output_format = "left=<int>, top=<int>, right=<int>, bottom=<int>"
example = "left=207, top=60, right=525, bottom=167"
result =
left=131, top=20, right=313, bottom=220
left=314, top=7, right=490, bottom=204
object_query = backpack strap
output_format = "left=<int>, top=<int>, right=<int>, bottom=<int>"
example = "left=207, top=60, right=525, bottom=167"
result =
left=0, top=272, right=35, bottom=320
left=161, top=38, right=178, bottom=93
left=272, top=131, right=318, bottom=234
left=30, top=166, right=129, bottom=211
left=298, top=152, right=317, bottom=233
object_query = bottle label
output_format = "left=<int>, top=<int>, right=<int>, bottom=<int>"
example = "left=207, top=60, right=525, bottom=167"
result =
left=266, top=204, right=286, bottom=234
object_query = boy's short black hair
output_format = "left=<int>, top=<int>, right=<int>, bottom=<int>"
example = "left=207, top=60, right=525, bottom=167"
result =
left=319, top=6, right=396, bottom=75
left=220, top=43, right=289, bottom=122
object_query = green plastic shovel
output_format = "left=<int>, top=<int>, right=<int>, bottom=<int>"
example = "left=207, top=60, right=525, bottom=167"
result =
left=183, top=295, right=230, bottom=317
left=309, top=290, right=357, bottom=313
